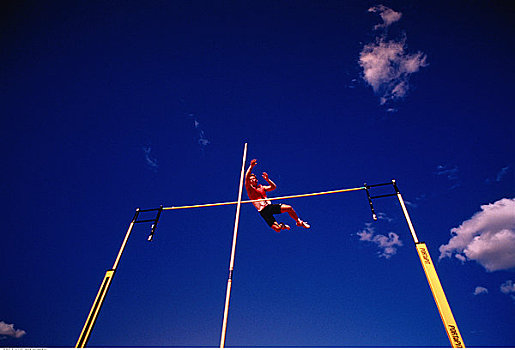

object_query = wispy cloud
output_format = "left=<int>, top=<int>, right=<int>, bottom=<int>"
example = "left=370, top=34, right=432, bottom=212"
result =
left=359, top=5, right=428, bottom=105
left=473, top=286, right=488, bottom=295
left=369, top=5, right=402, bottom=30
left=439, top=197, right=515, bottom=272
left=0, top=321, right=26, bottom=339
left=376, top=212, right=393, bottom=222
left=143, top=146, right=158, bottom=172
left=485, top=165, right=511, bottom=184
left=500, top=280, right=515, bottom=302
left=405, top=193, right=428, bottom=208
left=189, top=114, right=210, bottom=151
left=404, top=200, right=417, bottom=208
left=435, top=164, right=459, bottom=180
left=356, top=223, right=403, bottom=259
left=434, top=164, right=460, bottom=189
left=496, top=166, right=511, bottom=182
left=348, top=78, right=358, bottom=89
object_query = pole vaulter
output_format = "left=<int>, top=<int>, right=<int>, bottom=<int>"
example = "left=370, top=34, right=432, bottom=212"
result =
left=75, top=143, right=465, bottom=348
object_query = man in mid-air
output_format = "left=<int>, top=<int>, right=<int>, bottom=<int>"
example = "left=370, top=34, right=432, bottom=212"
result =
left=245, top=158, right=310, bottom=232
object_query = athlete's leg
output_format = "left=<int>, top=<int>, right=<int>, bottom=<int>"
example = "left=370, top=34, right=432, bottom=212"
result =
left=280, top=204, right=310, bottom=229
left=280, top=204, right=299, bottom=222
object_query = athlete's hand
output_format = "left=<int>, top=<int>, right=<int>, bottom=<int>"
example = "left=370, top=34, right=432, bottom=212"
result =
left=262, top=172, right=269, bottom=181
left=250, top=159, right=257, bottom=167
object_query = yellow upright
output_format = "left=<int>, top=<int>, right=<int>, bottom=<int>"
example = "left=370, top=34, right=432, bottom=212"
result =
left=76, top=211, right=139, bottom=348
left=416, top=243, right=465, bottom=348
left=75, top=270, right=116, bottom=348
left=391, top=180, right=465, bottom=348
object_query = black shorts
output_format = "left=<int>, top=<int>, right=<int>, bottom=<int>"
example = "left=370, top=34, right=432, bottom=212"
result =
left=259, top=204, right=283, bottom=227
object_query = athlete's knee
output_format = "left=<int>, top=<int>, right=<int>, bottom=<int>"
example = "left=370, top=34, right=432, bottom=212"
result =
left=281, top=204, right=293, bottom=213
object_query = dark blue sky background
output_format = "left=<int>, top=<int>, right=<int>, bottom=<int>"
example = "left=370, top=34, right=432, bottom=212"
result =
left=1, top=0, right=514, bottom=347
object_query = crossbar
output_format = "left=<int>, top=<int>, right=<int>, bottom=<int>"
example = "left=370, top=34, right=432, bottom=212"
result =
left=163, top=186, right=366, bottom=211
left=365, top=182, right=392, bottom=188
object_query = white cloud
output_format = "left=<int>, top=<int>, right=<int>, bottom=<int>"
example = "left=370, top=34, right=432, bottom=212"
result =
left=500, top=280, right=515, bottom=301
left=359, top=5, right=428, bottom=105
left=369, top=5, right=402, bottom=30
left=0, top=321, right=26, bottom=339
left=356, top=223, right=403, bottom=259
left=500, top=280, right=515, bottom=294
left=359, top=37, right=428, bottom=105
left=455, top=253, right=467, bottom=263
left=473, top=286, right=488, bottom=295
left=439, top=198, right=515, bottom=272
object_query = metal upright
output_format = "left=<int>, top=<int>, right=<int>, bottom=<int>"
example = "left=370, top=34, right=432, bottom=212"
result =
left=75, top=206, right=163, bottom=348
left=365, top=180, right=465, bottom=348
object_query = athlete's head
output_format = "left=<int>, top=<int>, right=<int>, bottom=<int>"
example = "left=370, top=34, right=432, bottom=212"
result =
left=249, top=173, right=258, bottom=186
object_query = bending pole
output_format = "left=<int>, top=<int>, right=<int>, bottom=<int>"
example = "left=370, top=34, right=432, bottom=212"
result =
left=220, top=142, right=247, bottom=348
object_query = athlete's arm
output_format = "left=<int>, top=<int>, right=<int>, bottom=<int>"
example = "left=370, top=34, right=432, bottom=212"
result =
left=245, top=159, right=257, bottom=188
left=261, top=172, right=277, bottom=192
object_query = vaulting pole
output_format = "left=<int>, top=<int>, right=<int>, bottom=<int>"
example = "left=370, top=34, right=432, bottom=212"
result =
left=220, top=143, right=247, bottom=348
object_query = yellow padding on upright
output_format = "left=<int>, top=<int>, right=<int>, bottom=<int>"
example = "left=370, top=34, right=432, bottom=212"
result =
left=416, top=243, right=465, bottom=348
left=76, top=270, right=115, bottom=348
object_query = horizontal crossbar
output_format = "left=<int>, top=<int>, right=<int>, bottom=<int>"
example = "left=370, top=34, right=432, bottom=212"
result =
left=365, top=182, right=393, bottom=188
left=164, top=186, right=366, bottom=210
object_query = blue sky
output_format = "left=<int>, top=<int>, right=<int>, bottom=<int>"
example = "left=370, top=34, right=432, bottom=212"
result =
left=1, top=0, right=514, bottom=347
